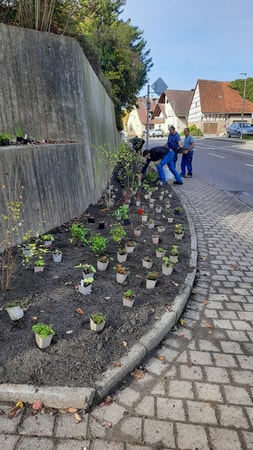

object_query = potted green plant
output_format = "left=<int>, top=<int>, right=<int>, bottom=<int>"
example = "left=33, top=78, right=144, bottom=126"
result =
left=75, top=263, right=96, bottom=279
left=52, top=249, right=62, bottom=263
left=69, top=223, right=90, bottom=246
left=146, top=271, right=159, bottom=289
left=122, top=289, right=135, bottom=307
left=135, top=192, right=141, bottom=207
left=118, top=204, right=130, bottom=225
left=42, top=234, right=54, bottom=248
left=155, top=205, right=162, bottom=214
left=141, top=211, right=148, bottom=222
left=110, top=224, right=126, bottom=244
left=152, top=233, right=159, bottom=245
left=32, top=323, right=55, bottom=349
left=97, top=255, right=109, bottom=271
left=156, top=247, right=166, bottom=258
left=78, top=277, right=94, bottom=295
left=167, top=211, right=174, bottom=223
left=142, top=255, right=153, bottom=269
left=174, top=224, right=184, bottom=240
left=148, top=218, right=155, bottom=229
left=117, top=247, right=128, bottom=263
left=90, top=313, right=106, bottom=332
left=125, top=240, right=136, bottom=254
left=89, top=234, right=108, bottom=255
left=157, top=225, right=166, bottom=233
left=34, top=258, right=46, bottom=273
left=5, top=300, right=25, bottom=321
left=170, top=245, right=179, bottom=263
left=134, top=226, right=142, bottom=237
left=162, top=257, right=174, bottom=275
left=114, top=264, right=129, bottom=284
left=174, top=207, right=181, bottom=215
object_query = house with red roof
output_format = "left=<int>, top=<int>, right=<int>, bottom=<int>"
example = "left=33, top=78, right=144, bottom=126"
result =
left=188, top=79, right=253, bottom=136
left=126, top=96, right=159, bottom=137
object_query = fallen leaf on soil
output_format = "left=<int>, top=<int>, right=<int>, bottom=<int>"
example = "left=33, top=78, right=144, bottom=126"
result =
left=202, top=300, right=209, bottom=305
left=32, top=401, right=43, bottom=411
left=66, top=330, right=73, bottom=334
left=104, top=296, right=111, bottom=300
left=31, top=316, right=38, bottom=321
left=99, top=396, right=113, bottom=407
left=68, top=407, right=78, bottom=413
left=205, top=402, right=214, bottom=408
left=112, top=361, right=122, bottom=368
left=122, top=341, right=127, bottom=347
left=131, top=369, right=145, bottom=380
left=202, top=321, right=213, bottom=328
left=229, top=264, right=239, bottom=270
left=171, top=281, right=179, bottom=287
left=7, top=402, right=24, bottom=418
left=155, top=316, right=161, bottom=320
left=75, top=308, right=84, bottom=315
left=102, top=420, right=112, bottom=428
left=100, top=207, right=109, bottom=211
left=64, top=281, right=73, bottom=286
left=158, top=355, right=165, bottom=361
left=0, top=409, right=4, bottom=415
left=74, top=412, right=82, bottom=422
left=52, top=275, right=60, bottom=279
left=179, top=333, right=185, bottom=337
left=180, top=319, right=186, bottom=326
left=135, top=274, right=142, bottom=279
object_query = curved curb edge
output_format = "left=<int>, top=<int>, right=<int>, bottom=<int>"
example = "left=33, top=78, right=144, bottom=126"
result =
left=0, top=193, right=197, bottom=411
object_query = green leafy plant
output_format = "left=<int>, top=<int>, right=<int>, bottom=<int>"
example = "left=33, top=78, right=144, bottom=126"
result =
left=146, top=271, right=159, bottom=280
left=118, top=204, right=129, bottom=220
left=34, top=258, right=45, bottom=267
left=90, top=313, right=106, bottom=324
left=5, top=299, right=28, bottom=309
left=32, top=323, right=55, bottom=338
left=143, top=255, right=153, bottom=262
left=82, top=277, right=94, bottom=286
left=75, top=263, right=96, bottom=274
left=175, top=224, right=184, bottom=235
left=170, top=245, right=179, bottom=256
left=42, top=234, right=54, bottom=242
left=145, top=171, right=158, bottom=184
left=113, top=264, right=129, bottom=275
left=89, top=234, right=108, bottom=255
left=162, top=257, right=173, bottom=267
left=110, top=224, right=126, bottom=244
left=69, top=223, right=90, bottom=246
left=123, top=289, right=134, bottom=299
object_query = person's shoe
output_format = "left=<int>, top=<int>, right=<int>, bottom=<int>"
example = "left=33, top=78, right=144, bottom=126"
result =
left=188, top=173, right=192, bottom=177
left=180, top=174, right=187, bottom=178
left=174, top=181, right=183, bottom=185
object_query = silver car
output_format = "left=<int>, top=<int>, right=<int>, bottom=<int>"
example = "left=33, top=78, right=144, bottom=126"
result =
left=227, top=122, right=253, bottom=138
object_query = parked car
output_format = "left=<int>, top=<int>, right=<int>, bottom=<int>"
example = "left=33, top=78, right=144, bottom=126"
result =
left=149, top=129, right=163, bottom=137
left=227, top=122, right=253, bottom=138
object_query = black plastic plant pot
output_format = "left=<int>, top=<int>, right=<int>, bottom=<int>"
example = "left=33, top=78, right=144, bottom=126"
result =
left=1, top=139, right=10, bottom=146
left=124, top=218, right=131, bottom=225
left=88, top=217, right=95, bottom=223
left=23, top=139, right=28, bottom=145
left=98, top=222, right=105, bottom=229
left=16, top=137, right=23, bottom=142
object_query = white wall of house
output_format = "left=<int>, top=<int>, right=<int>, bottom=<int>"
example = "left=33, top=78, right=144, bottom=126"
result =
left=127, top=109, right=143, bottom=137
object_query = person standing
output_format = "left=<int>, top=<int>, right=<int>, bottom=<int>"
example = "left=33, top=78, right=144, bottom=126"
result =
left=141, top=147, right=183, bottom=185
left=167, top=125, right=182, bottom=166
left=180, top=127, right=195, bottom=177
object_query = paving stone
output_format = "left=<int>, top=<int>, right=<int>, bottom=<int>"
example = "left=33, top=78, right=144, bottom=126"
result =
left=18, top=414, right=55, bottom=437
left=144, top=357, right=170, bottom=376
left=220, top=341, right=243, bottom=354
left=199, top=339, right=220, bottom=352
left=55, top=413, right=88, bottom=439
left=55, top=439, right=90, bottom=450
left=213, top=319, right=233, bottom=329
left=176, top=423, right=209, bottom=450
left=143, top=419, right=174, bottom=448
left=245, top=407, right=253, bottom=427
left=156, top=348, right=179, bottom=362
left=179, top=364, right=203, bottom=381
left=204, top=366, right=230, bottom=383
left=226, top=330, right=249, bottom=341
left=187, top=400, right=217, bottom=424
left=134, top=396, right=155, bottom=417
left=218, top=310, right=238, bottom=319
left=168, top=380, right=194, bottom=399
left=189, top=350, right=213, bottom=365
left=218, top=405, right=249, bottom=429
left=91, top=403, right=126, bottom=426
left=223, top=385, right=252, bottom=405
left=156, top=398, right=185, bottom=421
left=230, top=295, right=247, bottom=303
left=234, top=288, right=251, bottom=295
left=120, top=417, right=142, bottom=442
left=230, top=369, right=253, bottom=385
left=232, top=320, right=252, bottom=330
left=213, top=353, right=237, bottom=368
left=208, top=294, right=229, bottom=302
left=238, top=311, right=253, bottom=321
left=236, top=355, right=253, bottom=370
left=242, top=431, right=253, bottom=450
left=90, top=440, right=124, bottom=450
left=204, top=309, right=218, bottom=318
left=115, top=388, right=140, bottom=407
left=0, top=409, right=24, bottom=433
left=209, top=428, right=242, bottom=450
left=125, top=445, right=154, bottom=450
left=88, top=416, right=106, bottom=439
left=195, top=382, right=223, bottom=402
left=150, top=380, right=166, bottom=396
left=0, top=434, right=19, bottom=450
left=15, top=437, right=54, bottom=450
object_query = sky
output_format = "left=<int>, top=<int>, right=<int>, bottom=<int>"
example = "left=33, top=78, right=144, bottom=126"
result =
left=120, top=0, right=253, bottom=96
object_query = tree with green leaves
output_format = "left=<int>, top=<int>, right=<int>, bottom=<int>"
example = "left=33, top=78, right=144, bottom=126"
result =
left=230, top=77, right=253, bottom=104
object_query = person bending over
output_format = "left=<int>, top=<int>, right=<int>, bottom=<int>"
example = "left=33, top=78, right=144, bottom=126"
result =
left=141, top=146, right=183, bottom=185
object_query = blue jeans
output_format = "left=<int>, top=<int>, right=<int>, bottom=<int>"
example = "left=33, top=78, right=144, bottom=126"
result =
left=181, top=151, right=194, bottom=175
left=157, top=150, right=182, bottom=183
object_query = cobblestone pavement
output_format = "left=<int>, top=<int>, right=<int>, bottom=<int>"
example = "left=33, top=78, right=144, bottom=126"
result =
left=1, top=176, right=253, bottom=449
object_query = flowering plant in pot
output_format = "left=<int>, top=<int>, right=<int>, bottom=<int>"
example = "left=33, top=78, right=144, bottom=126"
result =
left=170, top=245, right=179, bottom=263
left=142, top=255, right=153, bottom=269
left=117, top=247, right=128, bottom=263
left=79, top=277, right=94, bottom=295
left=161, top=257, right=174, bottom=275
left=97, top=254, right=109, bottom=271
left=122, top=289, right=135, bottom=307
left=125, top=240, right=136, bottom=253
left=32, top=323, right=55, bottom=349
left=174, top=224, right=184, bottom=240
left=156, top=247, right=166, bottom=258
left=75, top=263, right=96, bottom=279
left=146, top=271, right=159, bottom=289
left=90, top=313, right=106, bottom=332
left=114, top=264, right=129, bottom=284
left=52, top=248, right=62, bottom=263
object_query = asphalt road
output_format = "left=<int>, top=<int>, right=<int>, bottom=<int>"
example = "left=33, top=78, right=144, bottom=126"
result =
left=147, top=137, right=253, bottom=208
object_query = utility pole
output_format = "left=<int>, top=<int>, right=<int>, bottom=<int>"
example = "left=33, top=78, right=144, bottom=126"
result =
left=145, top=84, right=150, bottom=149
left=240, top=72, right=247, bottom=139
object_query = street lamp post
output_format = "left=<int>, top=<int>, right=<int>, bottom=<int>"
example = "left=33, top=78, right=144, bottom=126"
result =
left=240, top=72, right=247, bottom=139
left=145, top=84, right=150, bottom=149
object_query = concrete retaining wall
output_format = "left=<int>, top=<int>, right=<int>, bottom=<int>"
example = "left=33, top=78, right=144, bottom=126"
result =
left=0, top=25, right=119, bottom=250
